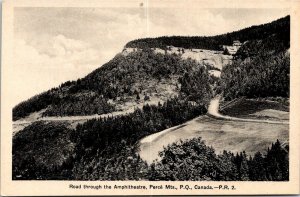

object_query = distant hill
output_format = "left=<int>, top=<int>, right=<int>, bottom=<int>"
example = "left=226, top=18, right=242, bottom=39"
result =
left=125, top=16, right=289, bottom=50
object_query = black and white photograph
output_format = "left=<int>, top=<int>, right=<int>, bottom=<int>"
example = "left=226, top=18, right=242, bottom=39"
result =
left=1, top=0, right=300, bottom=196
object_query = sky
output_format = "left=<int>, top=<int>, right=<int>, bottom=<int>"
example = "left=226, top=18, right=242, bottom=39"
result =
left=12, top=7, right=289, bottom=105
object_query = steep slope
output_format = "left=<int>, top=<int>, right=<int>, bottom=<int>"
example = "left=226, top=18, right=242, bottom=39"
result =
left=13, top=122, right=75, bottom=179
left=12, top=16, right=290, bottom=181
left=13, top=16, right=289, bottom=121
left=123, top=47, right=233, bottom=72
left=220, top=27, right=290, bottom=100
left=13, top=50, right=212, bottom=121
left=13, top=98, right=208, bottom=180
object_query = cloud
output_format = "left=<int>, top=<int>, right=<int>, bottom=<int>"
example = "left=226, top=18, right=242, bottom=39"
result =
left=147, top=9, right=230, bottom=37
left=50, top=35, right=88, bottom=56
left=12, top=7, right=289, bottom=105
left=147, top=8, right=289, bottom=37
left=12, top=36, right=103, bottom=105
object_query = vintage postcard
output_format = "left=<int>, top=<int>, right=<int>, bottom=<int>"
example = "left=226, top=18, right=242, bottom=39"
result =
left=1, top=0, right=300, bottom=195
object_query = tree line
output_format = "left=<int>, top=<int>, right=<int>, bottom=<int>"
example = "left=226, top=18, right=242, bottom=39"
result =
left=150, top=137, right=288, bottom=181
left=13, top=96, right=288, bottom=181
left=13, top=115, right=288, bottom=181
left=78, top=49, right=210, bottom=100
left=13, top=98, right=207, bottom=180
left=221, top=46, right=289, bottom=101
left=13, top=49, right=212, bottom=120
left=125, top=16, right=289, bottom=50
left=220, top=16, right=290, bottom=101
left=42, top=92, right=115, bottom=117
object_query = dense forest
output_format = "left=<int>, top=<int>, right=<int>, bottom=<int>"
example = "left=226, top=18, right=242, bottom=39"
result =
left=13, top=90, right=116, bottom=120
left=220, top=19, right=290, bottom=100
left=13, top=113, right=288, bottom=181
left=42, top=92, right=115, bottom=117
left=13, top=16, right=289, bottom=120
left=126, top=16, right=289, bottom=50
left=12, top=122, right=75, bottom=179
left=221, top=51, right=289, bottom=100
left=150, top=137, right=288, bottom=181
left=13, top=49, right=211, bottom=120
left=12, top=15, right=290, bottom=181
left=13, top=98, right=207, bottom=180
left=79, top=49, right=211, bottom=102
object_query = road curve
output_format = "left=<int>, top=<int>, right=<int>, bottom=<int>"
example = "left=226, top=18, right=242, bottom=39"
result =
left=208, top=96, right=289, bottom=125
left=138, top=96, right=289, bottom=163
left=139, top=96, right=288, bottom=146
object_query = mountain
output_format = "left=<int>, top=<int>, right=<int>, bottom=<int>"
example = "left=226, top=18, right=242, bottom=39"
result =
left=125, top=16, right=289, bottom=50
left=13, top=16, right=289, bottom=121
left=220, top=17, right=290, bottom=100
left=12, top=16, right=290, bottom=180
left=13, top=49, right=212, bottom=121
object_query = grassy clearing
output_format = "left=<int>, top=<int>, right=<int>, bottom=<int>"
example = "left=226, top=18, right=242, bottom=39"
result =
left=139, top=115, right=288, bottom=164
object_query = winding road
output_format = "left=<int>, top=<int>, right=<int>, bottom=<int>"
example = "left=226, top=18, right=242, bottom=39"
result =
left=13, top=99, right=161, bottom=135
left=139, top=96, right=289, bottom=164
left=13, top=95, right=289, bottom=164
left=208, top=96, right=289, bottom=125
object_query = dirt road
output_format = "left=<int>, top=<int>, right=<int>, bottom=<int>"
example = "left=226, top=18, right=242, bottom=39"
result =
left=139, top=96, right=289, bottom=164
left=208, top=96, right=289, bottom=125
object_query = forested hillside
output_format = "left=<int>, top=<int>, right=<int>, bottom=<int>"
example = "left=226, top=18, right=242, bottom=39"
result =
left=79, top=49, right=211, bottom=103
left=13, top=90, right=115, bottom=120
left=126, top=16, right=289, bottom=50
left=221, top=52, right=289, bottom=100
left=13, top=98, right=207, bottom=180
left=13, top=16, right=289, bottom=120
left=13, top=118, right=288, bottom=181
left=220, top=16, right=290, bottom=100
left=12, top=15, right=290, bottom=181
left=13, top=121, right=75, bottom=179
left=13, top=50, right=212, bottom=121
left=150, top=138, right=288, bottom=181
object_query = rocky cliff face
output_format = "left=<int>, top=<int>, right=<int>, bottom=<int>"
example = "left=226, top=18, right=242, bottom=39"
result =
left=122, top=46, right=233, bottom=78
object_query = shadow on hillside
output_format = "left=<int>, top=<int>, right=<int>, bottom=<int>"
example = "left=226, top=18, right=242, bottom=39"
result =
left=221, top=99, right=289, bottom=117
